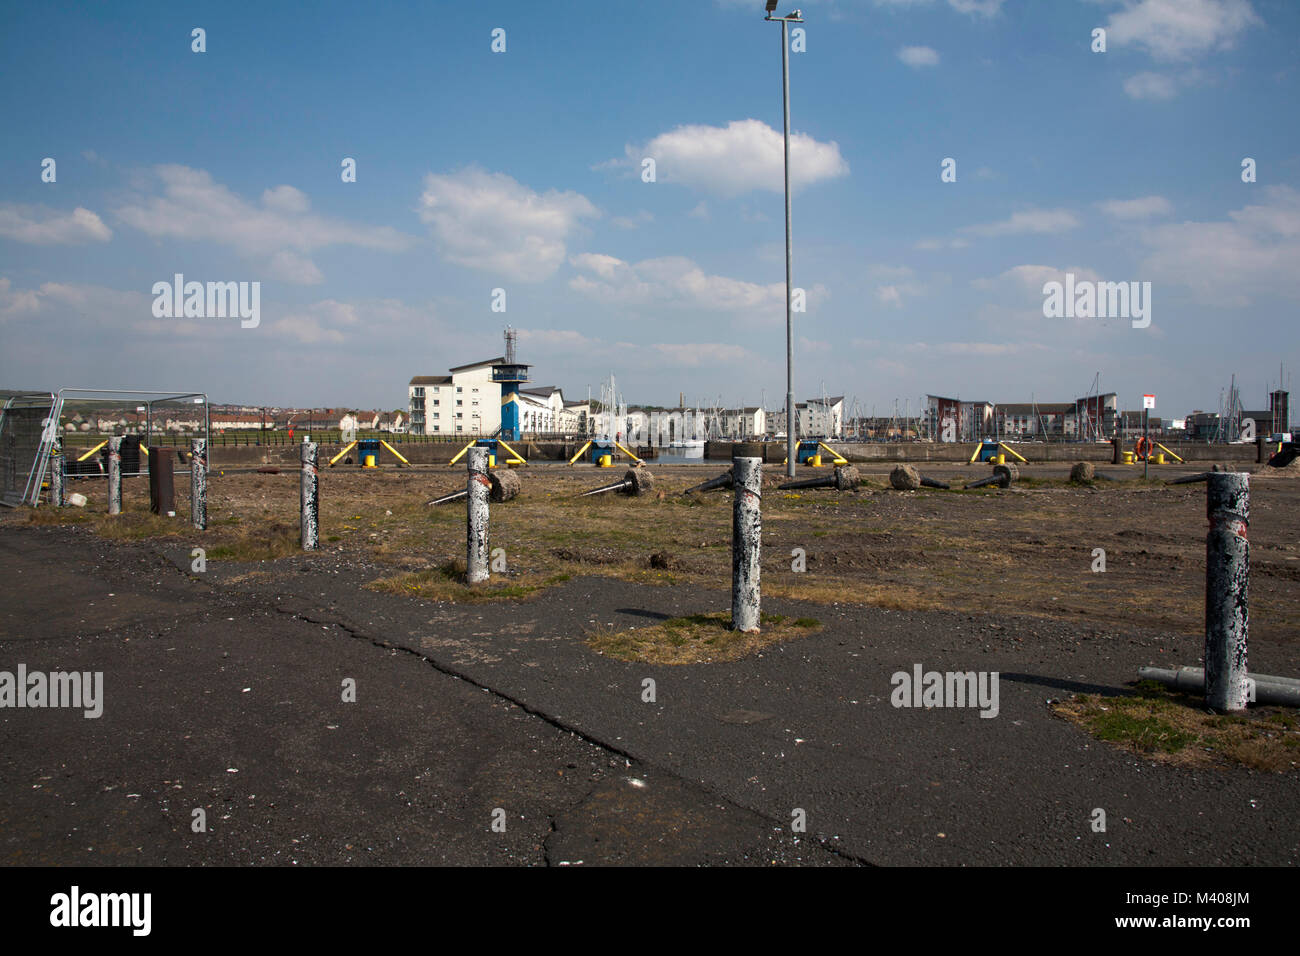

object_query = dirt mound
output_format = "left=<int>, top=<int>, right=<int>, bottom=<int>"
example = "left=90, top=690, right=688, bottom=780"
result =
left=1255, top=459, right=1300, bottom=478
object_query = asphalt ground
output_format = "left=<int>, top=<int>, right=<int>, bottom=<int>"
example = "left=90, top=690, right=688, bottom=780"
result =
left=1, top=514, right=1296, bottom=866
left=0, top=524, right=844, bottom=866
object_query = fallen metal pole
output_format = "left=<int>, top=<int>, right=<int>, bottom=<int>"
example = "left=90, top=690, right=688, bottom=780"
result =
left=107, top=436, right=122, bottom=515
left=920, top=476, right=950, bottom=490
left=580, top=476, right=632, bottom=497
left=1205, top=472, right=1249, bottom=711
left=300, top=440, right=318, bottom=551
left=579, top=467, right=655, bottom=498
left=430, top=488, right=468, bottom=506
left=1138, top=666, right=1300, bottom=707
left=191, top=438, right=207, bottom=531
left=684, top=470, right=733, bottom=494
left=466, top=446, right=490, bottom=584
left=731, top=457, right=762, bottom=633
left=49, top=438, right=64, bottom=507
left=777, top=465, right=859, bottom=491
left=430, top=469, right=521, bottom=506
left=1166, top=472, right=1210, bottom=485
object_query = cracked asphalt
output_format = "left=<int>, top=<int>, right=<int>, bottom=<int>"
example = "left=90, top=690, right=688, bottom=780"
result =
left=1, top=520, right=1297, bottom=866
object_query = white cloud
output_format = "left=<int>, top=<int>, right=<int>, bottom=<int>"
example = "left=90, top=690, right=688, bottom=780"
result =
left=870, top=0, right=1005, bottom=16
left=1138, top=185, right=1300, bottom=306
left=418, top=168, right=598, bottom=281
left=901, top=341, right=1047, bottom=357
left=648, top=342, right=756, bottom=367
left=688, top=201, right=710, bottom=220
left=1097, top=196, right=1173, bottom=220
left=898, top=45, right=940, bottom=68
left=0, top=205, right=112, bottom=244
left=569, top=252, right=628, bottom=281
left=1124, top=71, right=1179, bottom=100
left=1107, top=0, right=1260, bottom=62
left=0, top=277, right=43, bottom=321
left=980, top=264, right=1104, bottom=294
left=268, top=251, right=325, bottom=285
left=611, top=209, right=654, bottom=230
left=964, top=208, right=1080, bottom=237
left=945, top=0, right=1004, bottom=15
left=915, top=237, right=969, bottom=251
left=115, top=166, right=410, bottom=284
left=876, top=286, right=904, bottom=306
left=0, top=278, right=149, bottom=327
left=611, top=119, right=849, bottom=195
left=570, top=252, right=808, bottom=314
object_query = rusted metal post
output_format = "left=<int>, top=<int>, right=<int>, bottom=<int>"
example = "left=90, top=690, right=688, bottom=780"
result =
left=49, top=438, right=64, bottom=507
left=191, top=439, right=207, bottom=530
left=1205, top=473, right=1249, bottom=711
left=466, top=446, right=490, bottom=584
left=300, top=440, right=318, bottom=551
left=731, top=457, right=762, bottom=633
left=149, top=442, right=175, bottom=515
left=107, top=436, right=122, bottom=515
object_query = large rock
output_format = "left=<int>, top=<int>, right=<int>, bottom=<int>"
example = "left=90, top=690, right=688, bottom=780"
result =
left=1069, top=461, right=1095, bottom=483
left=890, top=465, right=921, bottom=490
left=993, top=463, right=1019, bottom=485
left=489, top=469, right=521, bottom=502
left=833, top=465, right=861, bottom=491
left=625, top=467, right=655, bottom=496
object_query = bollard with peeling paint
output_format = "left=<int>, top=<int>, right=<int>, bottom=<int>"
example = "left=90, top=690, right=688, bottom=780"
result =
left=107, top=436, right=123, bottom=515
left=1205, top=472, right=1249, bottom=711
left=300, top=440, right=318, bottom=551
left=49, top=438, right=64, bottom=507
left=191, top=439, right=207, bottom=531
left=731, top=457, right=762, bottom=633
left=466, top=447, right=490, bottom=584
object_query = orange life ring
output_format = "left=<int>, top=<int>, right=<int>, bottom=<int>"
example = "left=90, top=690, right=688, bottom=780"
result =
left=1134, top=437, right=1153, bottom=459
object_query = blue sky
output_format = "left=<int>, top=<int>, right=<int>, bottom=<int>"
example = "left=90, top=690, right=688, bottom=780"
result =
left=2, top=0, right=1297, bottom=419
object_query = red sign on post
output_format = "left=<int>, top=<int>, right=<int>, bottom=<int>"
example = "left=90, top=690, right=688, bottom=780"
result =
left=1143, top=394, right=1155, bottom=409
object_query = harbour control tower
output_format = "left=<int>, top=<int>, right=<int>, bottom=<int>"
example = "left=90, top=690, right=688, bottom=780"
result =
left=492, top=327, right=531, bottom=442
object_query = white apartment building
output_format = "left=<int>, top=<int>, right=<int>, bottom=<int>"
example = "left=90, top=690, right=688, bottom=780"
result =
left=768, top=397, right=844, bottom=439
left=409, top=361, right=590, bottom=437
left=408, top=357, right=503, bottom=436
left=719, top=407, right=767, bottom=439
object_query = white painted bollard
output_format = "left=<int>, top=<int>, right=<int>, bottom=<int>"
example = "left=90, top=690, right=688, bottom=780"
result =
left=1205, top=472, right=1249, bottom=711
left=107, top=436, right=122, bottom=515
left=191, top=438, right=207, bottom=531
left=300, top=440, right=318, bottom=551
left=731, top=456, right=762, bottom=633
left=49, top=438, right=64, bottom=507
left=466, top=446, right=490, bottom=585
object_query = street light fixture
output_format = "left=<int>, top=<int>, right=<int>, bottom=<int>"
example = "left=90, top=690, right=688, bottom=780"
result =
left=764, top=4, right=804, bottom=477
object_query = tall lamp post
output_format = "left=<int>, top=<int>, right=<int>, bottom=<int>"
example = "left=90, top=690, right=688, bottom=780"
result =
left=765, top=2, right=803, bottom=477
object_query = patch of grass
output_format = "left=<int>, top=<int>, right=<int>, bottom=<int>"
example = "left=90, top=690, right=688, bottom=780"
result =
left=1052, top=684, right=1300, bottom=772
left=766, top=578, right=946, bottom=611
left=205, top=523, right=300, bottom=562
left=366, top=559, right=571, bottom=604
left=586, top=609, right=823, bottom=665
left=24, top=507, right=90, bottom=525
left=92, top=511, right=189, bottom=540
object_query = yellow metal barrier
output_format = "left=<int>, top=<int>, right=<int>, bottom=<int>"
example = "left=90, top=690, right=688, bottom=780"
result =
left=380, top=440, right=410, bottom=465
left=568, top=441, right=592, bottom=465
left=1153, top=441, right=1184, bottom=463
left=329, top=441, right=358, bottom=467
left=495, top=439, right=527, bottom=465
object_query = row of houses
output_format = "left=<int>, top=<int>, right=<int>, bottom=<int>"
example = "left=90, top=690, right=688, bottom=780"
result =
left=925, top=394, right=1121, bottom=442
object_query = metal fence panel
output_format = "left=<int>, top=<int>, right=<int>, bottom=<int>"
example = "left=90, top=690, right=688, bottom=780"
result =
left=0, top=392, right=58, bottom=506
